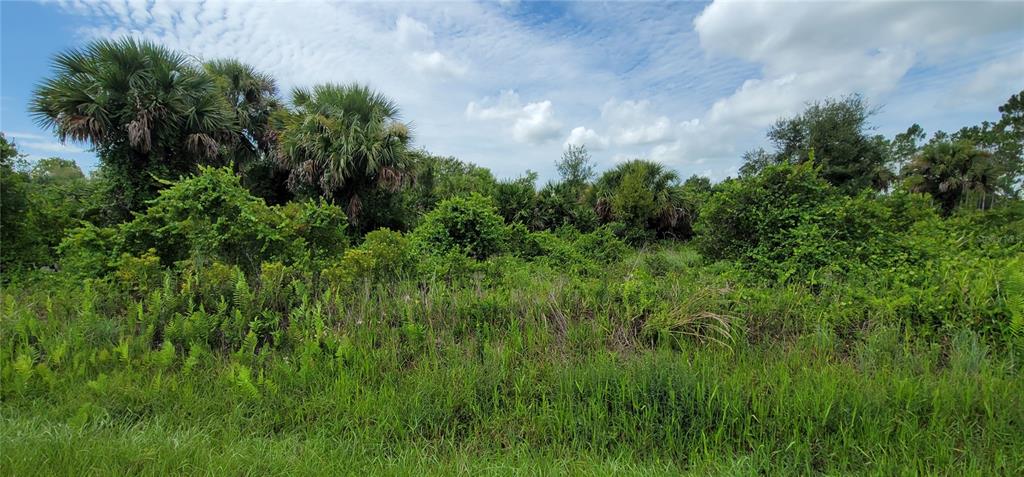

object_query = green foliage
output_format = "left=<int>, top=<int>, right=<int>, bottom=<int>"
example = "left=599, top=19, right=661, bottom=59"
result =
left=493, top=173, right=538, bottom=226
left=903, top=139, right=1000, bottom=215
left=697, top=161, right=907, bottom=282
left=412, top=193, right=508, bottom=259
left=750, top=94, right=892, bottom=193
left=59, top=167, right=349, bottom=277
left=324, top=228, right=414, bottom=286
left=534, top=181, right=599, bottom=232
left=697, top=161, right=831, bottom=263
left=279, top=199, right=349, bottom=265
left=274, top=83, right=413, bottom=230
left=120, top=166, right=288, bottom=273
left=594, top=160, right=684, bottom=242
left=30, top=38, right=238, bottom=220
left=1, top=134, right=34, bottom=271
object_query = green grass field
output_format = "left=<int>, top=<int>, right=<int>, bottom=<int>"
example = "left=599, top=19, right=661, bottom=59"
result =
left=3, top=245, right=1022, bottom=475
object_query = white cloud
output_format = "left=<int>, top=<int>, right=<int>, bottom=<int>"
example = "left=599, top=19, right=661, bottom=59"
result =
left=564, top=126, right=609, bottom=150
left=963, top=52, right=1024, bottom=100
left=467, top=90, right=562, bottom=144
left=600, top=99, right=675, bottom=146
left=395, top=15, right=433, bottom=48
left=2, top=131, right=87, bottom=154
left=410, top=50, right=467, bottom=77
left=693, top=0, right=1023, bottom=135
left=513, top=101, right=561, bottom=144
left=35, top=0, right=1024, bottom=180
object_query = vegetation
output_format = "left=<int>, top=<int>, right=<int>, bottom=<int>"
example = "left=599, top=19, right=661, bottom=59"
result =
left=2, top=38, right=1023, bottom=475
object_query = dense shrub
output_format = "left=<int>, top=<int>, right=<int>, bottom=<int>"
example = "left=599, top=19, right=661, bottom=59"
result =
left=534, top=181, right=599, bottom=232
left=493, top=174, right=538, bottom=226
left=118, top=166, right=288, bottom=273
left=59, top=167, right=351, bottom=276
left=594, top=160, right=684, bottom=243
left=324, top=228, right=415, bottom=286
left=279, top=199, right=349, bottom=265
left=412, top=193, right=508, bottom=259
left=696, top=162, right=903, bottom=282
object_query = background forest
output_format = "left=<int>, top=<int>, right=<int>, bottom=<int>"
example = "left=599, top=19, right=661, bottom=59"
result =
left=1, top=38, right=1023, bottom=475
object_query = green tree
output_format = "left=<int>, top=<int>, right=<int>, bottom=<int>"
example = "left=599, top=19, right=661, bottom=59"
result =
left=890, top=124, right=926, bottom=171
left=951, top=89, right=1024, bottom=198
left=0, top=135, right=34, bottom=270
left=204, top=59, right=291, bottom=204
left=903, top=140, right=999, bottom=215
left=594, top=160, right=682, bottom=240
left=30, top=38, right=237, bottom=222
left=493, top=172, right=538, bottom=226
left=556, top=144, right=596, bottom=189
left=745, top=95, right=892, bottom=193
left=274, top=83, right=413, bottom=230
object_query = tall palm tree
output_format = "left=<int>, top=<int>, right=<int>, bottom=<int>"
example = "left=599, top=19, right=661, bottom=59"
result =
left=274, top=83, right=413, bottom=225
left=30, top=37, right=236, bottom=220
left=903, top=140, right=997, bottom=215
left=203, top=59, right=291, bottom=203
left=204, top=59, right=280, bottom=163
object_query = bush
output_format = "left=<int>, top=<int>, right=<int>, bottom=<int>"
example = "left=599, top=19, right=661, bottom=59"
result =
left=573, top=225, right=628, bottom=264
left=59, top=167, right=351, bottom=277
left=696, top=162, right=903, bottom=282
left=58, top=223, right=123, bottom=277
left=280, top=199, right=349, bottom=265
left=120, top=166, right=288, bottom=273
left=412, top=193, right=508, bottom=260
left=323, top=228, right=414, bottom=287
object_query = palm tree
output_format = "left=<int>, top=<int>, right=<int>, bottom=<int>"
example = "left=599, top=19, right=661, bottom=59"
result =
left=274, top=83, right=413, bottom=225
left=203, top=59, right=292, bottom=204
left=204, top=59, right=280, bottom=163
left=593, top=159, right=683, bottom=236
left=30, top=37, right=236, bottom=220
left=903, top=140, right=997, bottom=215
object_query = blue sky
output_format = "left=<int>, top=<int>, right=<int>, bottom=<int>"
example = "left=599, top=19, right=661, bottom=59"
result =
left=2, top=1, right=1022, bottom=181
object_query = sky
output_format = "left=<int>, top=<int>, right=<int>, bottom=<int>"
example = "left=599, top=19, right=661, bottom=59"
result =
left=1, top=0, right=1022, bottom=182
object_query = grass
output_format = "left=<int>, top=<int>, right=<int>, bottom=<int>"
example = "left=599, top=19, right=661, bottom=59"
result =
left=2, top=244, right=1022, bottom=475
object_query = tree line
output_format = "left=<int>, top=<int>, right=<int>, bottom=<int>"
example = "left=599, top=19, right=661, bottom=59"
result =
left=2, top=37, right=1022, bottom=272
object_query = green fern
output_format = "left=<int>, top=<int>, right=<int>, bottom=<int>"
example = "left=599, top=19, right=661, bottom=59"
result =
left=1004, top=257, right=1024, bottom=350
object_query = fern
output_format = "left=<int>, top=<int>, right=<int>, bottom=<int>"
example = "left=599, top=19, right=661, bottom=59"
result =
left=1004, top=257, right=1024, bottom=350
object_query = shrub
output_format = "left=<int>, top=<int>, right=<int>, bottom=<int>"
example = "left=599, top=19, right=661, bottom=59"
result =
left=696, top=161, right=832, bottom=263
left=279, top=199, right=349, bottom=264
left=573, top=225, right=628, bottom=264
left=323, top=228, right=414, bottom=287
left=412, top=193, right=508, bottom=260
left=493, top=174, right=537, bottom=226
left=695, top=162, right=914, bottom=283
left=59, top=167, right=352, bottom=277
left=120, top=166, right=288, bottom=273
left=58, top=223, right=123, bottom=277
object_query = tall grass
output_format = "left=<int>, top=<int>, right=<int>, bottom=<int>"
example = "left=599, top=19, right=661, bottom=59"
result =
left=2, top=244, right=1022, bottom=475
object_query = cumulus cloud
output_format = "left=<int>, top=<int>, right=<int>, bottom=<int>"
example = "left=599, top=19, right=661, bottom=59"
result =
left=467, top=90, right=562, bottom=144
left=600, top=99, right=675, bottom=146
left=564, top=126, right=609, bottom=150
left=694, top=0, right=1023, bottom=132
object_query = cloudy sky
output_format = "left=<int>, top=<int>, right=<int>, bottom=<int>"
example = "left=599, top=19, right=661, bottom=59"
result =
left=2, top=0, right=1022, bottom=181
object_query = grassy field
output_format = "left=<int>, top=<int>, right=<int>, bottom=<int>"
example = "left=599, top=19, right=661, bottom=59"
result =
left=2, top=245, right=1022, bottom=475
